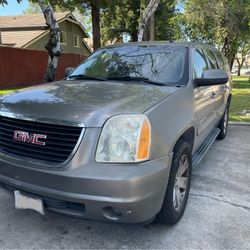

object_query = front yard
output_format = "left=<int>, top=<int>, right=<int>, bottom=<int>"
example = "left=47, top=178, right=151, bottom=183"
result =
left=0, top=76, right=250, bottom=122
left=0, top=89, right=15, bottom=95
left=230, top=76, right=250, bottom=122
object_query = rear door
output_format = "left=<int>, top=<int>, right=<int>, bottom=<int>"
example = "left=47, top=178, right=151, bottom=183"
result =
left=214, top=50, right=230, bottom=116
left=203, top=47, right=225, bottom=121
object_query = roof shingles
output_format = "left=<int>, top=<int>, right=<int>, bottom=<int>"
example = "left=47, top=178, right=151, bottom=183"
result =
left=1, top=30, right=46, bottom=47
left=0, top=12, right=91, bottom=49
left=0, top=12, right=70, bottom=29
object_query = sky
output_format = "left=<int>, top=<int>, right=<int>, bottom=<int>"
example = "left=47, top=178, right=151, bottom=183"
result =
left=0, top=0, right=184, bottom=16
left=0, top=0, right=29, bottom=16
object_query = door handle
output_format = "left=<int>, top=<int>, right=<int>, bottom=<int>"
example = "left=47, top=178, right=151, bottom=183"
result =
left=210, top=92, right=217, bottom=98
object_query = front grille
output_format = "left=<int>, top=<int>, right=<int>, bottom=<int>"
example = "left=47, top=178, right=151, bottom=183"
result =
left=0, top=116, right=83, bottom=165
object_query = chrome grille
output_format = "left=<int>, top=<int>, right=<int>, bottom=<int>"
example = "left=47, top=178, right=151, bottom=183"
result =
left=0, top=116, right=83, bottom=165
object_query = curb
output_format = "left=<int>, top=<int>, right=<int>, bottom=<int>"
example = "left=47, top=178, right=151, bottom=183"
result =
left=229, top=121, right=250, bottom=126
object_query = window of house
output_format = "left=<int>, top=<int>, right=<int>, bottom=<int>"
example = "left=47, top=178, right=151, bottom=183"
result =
left=193, top=49, right=209, bottom=78
left=60, top=32, right=67, bottom=44
left=73, top=35, right=80, bottom=48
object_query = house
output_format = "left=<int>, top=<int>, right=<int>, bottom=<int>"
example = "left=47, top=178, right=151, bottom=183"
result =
left=0, top=12, right=92, bottom=55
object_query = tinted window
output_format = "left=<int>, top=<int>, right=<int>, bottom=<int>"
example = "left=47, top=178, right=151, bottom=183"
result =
left=194, top=49, right=208, bottom=78
left=203, top=48, right=218, bottom=69
left=214, top=50, right=224, bottom=69
left=69, top=45, right=188, bottom=85
left=215, top=50, right=230, bottom=72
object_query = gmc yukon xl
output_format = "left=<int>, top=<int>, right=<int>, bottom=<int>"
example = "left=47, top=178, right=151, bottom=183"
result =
left=0, top=42, right=232, bottom=225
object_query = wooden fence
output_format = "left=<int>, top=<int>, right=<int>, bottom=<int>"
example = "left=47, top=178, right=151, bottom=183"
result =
left=0, top=46, right=86, bottom=89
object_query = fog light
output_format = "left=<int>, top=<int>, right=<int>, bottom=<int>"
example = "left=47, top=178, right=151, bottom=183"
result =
left=103, top=206, right=122, bottom=220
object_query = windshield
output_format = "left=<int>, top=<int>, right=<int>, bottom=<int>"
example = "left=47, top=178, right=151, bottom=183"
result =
left=68, top=45, right=188, bottom=85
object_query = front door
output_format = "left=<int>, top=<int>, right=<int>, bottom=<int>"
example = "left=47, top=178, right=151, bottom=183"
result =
left=193, top=48, right=219, bottom=149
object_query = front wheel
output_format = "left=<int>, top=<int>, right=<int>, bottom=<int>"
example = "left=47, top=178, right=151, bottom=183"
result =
left=157, top=140, right=192, bottom=225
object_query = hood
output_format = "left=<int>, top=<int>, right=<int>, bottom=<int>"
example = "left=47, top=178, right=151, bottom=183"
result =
left=0, top=80, right=178, bottom=127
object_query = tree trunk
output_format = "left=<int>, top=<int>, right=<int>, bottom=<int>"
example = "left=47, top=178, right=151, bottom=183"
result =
left=138, top=0, right=160, bottom=42
left=237, top=67, right=241, bottom=76
left=236, top=58, right=246, bottom=76
left=149, top=13, right=155, bottom=41
left=37, top=0, right=61, bottom=82
left=222, top=37, right=237, bottom=71
left=131, top=30, right=138, bottom=42
left=228, top=53, right=235, bottom=72
left=90, top=0, right=101, bottom=50
left=143, top=21, right=150, bottom=41
left=236, top=58, right=241, bottom=76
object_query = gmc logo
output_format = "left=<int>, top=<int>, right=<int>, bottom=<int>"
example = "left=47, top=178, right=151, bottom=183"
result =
left=13, top=131, right=47, bottom=146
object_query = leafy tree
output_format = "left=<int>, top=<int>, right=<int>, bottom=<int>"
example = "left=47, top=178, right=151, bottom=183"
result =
left=235, top=40, right=250, bottom=75
left=100, top=0, right=177, bottom=43
left=154, top=0, right=179, bottom=40
left=179, top=0, right=250, bottom=69
left=0, top=0, right=21, bottom=5
left=101, top=0, right=141, bottom=43
left=23, top=2, right=41, bottom=14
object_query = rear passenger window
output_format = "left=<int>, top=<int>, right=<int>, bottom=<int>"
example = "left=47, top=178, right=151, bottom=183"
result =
left=203, top=48, right=218, bottom=69
left=215, top=50, right=224, bottom=69
left=193, top=49, right=208, bottom=78
left=215, top=50, right=230, bottom=72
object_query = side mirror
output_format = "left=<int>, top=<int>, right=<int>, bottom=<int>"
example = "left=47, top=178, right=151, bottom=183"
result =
left=65, top=67, right=75, bottom=77
left=195, top=69, right=229, bottom=87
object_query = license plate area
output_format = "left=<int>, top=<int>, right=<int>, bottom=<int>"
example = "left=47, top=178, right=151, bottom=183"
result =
left=14, top=190, right=45, bottom=215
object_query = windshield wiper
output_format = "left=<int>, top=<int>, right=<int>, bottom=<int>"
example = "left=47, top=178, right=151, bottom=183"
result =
left=67, top=74, right=106, bottom=81
left=106, top=76, right=167, bottom=86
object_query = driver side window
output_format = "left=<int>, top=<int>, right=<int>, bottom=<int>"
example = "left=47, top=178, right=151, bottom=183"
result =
left=193, top=49, right=208, bottom=78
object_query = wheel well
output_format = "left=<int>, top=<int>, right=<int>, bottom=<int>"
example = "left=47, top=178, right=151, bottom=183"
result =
left=173, top=127, right=195, bottom=152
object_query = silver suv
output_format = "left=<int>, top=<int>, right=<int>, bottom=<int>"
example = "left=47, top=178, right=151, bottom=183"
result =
left=0, top=42, right=231, bottom=225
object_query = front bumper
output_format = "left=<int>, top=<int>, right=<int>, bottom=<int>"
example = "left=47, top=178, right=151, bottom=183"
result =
left=0, top=155, right=172, bottom=223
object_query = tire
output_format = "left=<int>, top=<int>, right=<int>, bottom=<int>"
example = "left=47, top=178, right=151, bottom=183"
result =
left=217, top=103, right=229, bottom=140
left=157, top=140, right=192, bottom=225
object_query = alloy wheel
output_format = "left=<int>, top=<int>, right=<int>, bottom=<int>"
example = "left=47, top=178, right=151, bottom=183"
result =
left=173, top=154, right=189, bottom=212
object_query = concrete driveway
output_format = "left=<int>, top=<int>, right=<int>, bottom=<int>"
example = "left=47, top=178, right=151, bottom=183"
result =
left=0, top=125, right=249, bottom=249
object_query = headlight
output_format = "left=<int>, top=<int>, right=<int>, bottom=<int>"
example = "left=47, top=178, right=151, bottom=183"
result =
left=96, top=115, right=151, bottom=163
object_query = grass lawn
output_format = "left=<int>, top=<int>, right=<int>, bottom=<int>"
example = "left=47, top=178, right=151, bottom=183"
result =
left=230, top=76, right=250, bottom=122
left=0, top=89, right=16, bottom=95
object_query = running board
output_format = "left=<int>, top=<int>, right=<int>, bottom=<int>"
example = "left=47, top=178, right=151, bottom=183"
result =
left=192, top=128, right=220, bottom=167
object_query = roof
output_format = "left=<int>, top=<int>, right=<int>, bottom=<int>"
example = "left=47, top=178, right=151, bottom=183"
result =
left=0, top=12, right=70, bottom=29
left=1, top=30, right=45, bottom=47
left=103, top=41, right=217, bottom=50
left=0, top=13, right=90, bottom=50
